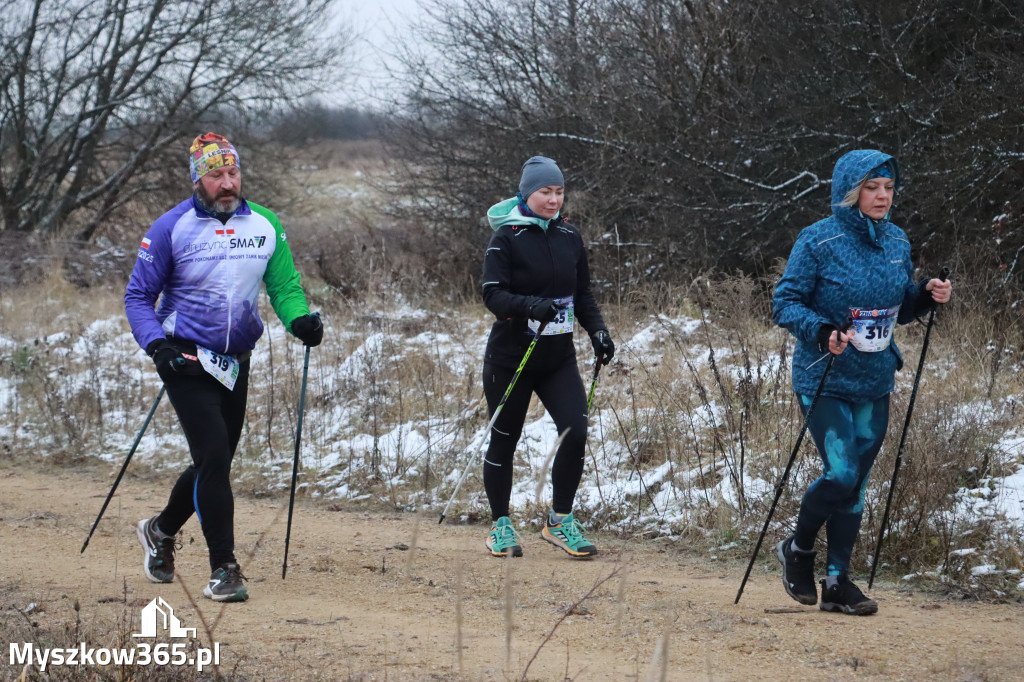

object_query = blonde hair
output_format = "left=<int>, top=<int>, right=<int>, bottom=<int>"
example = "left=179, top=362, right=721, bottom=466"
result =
left=839, top=181, right=863, bottom=208
left=838, top=174, right=895, bottom=208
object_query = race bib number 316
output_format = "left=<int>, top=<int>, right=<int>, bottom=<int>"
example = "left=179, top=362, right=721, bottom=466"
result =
left=848, top=305, right=899, bottom=353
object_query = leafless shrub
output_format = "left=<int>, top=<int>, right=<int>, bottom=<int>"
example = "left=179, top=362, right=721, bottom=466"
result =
left=384, top=0, right=1024, bottom=303
left=0, top=0, right=350, bottom=242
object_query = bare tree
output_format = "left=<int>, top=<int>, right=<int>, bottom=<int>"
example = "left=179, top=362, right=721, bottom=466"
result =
left=0, top=0, right=349, bottom=240
left=383, top=0, right=1024, bottom=295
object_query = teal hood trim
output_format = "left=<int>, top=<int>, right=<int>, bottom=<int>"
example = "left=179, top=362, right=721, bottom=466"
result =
left=486, top=197, right=559, bottom=231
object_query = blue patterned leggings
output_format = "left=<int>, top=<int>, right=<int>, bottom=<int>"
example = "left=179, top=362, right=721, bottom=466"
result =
left=793, top=393, right=890, bottom=576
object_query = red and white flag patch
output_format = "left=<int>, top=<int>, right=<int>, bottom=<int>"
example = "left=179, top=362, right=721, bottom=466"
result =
left=141, top=237, right=151, bottom=249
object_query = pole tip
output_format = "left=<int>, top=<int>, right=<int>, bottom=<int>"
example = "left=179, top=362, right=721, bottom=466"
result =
left=437, top=514, right=446, bottom=525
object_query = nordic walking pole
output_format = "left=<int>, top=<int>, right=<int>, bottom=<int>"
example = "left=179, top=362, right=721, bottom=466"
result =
left=282, top=340, right=313, bottom=580
left=81, top=386, right=165, bottom=553
left=438, top=321, right=549, bottom=524
left=586, top=360, right=602, bottom=414
left=734, top=320, right=850, bottom=604
left=868, top=267, right=949, bottom=590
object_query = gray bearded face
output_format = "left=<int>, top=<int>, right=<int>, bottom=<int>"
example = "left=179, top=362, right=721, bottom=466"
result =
left=195, top=179, right=241, bottom=215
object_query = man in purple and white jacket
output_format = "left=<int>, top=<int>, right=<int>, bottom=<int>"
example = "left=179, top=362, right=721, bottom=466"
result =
left=125, top=132, right=323, bottom=602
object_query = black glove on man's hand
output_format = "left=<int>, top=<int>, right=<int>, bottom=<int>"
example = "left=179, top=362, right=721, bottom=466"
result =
left=529, top=298, right=561, bottom=323
left=146, top=338, right=184, bottom=374
left=590, top=329, right=615, bottom=365
left=291, top=314, right=323, bottom=347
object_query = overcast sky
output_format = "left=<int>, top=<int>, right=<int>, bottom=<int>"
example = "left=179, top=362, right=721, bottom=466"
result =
left=334, top=0, right=428, bottom=108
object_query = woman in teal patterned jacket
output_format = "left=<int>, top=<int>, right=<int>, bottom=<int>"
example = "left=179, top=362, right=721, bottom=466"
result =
left=772, top=149, right=952, bottom=615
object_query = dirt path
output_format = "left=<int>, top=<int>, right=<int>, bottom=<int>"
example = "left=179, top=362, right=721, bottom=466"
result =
left=1, top=462, right=1021, bottom=681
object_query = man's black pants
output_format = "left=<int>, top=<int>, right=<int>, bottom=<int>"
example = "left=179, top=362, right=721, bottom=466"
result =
left=154, top=360, right=249, bottom=571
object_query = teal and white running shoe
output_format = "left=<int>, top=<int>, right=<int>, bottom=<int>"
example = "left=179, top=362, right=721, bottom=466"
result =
left=486, top=516, right=523, bottom=558
left=542, top=512, right=597, bottom=558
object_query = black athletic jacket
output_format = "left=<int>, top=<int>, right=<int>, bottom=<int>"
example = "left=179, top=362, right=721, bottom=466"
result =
left=481, top=214, right=606, bottom=370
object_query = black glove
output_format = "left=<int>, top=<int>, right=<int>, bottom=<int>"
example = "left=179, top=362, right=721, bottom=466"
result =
left=816, top=324, right=837, bottom=354
left=291, top=314, right=323, bottom=347
left=590, top=329, right=615, bottom=365
left=146, top=339, right=185, bottom=375
left=529, top=298, right=560, bottom=323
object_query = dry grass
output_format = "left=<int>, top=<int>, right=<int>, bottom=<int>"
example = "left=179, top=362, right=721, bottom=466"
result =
left=1, top=240, right=1022, bottom=604
left=0, top=580, right=228, bottom=681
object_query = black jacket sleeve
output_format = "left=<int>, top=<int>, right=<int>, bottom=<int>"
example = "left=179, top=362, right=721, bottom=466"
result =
left=481, top=228, right=538, bottom=319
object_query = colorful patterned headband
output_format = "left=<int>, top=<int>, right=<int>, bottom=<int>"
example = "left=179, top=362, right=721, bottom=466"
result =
left=189, top=133, right=240, bottom=183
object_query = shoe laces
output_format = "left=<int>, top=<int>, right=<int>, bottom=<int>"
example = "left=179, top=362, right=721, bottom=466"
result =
left=220, top=564, right=247, bottom=584
left=153, top=536, right=180, bottom=566
left=494, top=522, right=521, bottom=545
left=557, top=516, right=588, bottom=543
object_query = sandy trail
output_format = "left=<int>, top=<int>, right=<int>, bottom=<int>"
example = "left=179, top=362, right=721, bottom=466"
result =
left=1, top=462, right=1021, bottom=681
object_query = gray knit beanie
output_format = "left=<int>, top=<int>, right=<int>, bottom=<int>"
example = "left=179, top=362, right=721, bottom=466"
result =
left=518, top=156, right=564, bottom=200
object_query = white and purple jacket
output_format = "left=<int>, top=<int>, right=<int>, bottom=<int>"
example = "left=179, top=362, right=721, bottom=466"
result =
left=125, top=196, right=310, bottom=355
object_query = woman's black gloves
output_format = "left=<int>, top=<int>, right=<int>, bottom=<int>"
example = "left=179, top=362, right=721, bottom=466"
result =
left=590, top=329, right=615, bottom=365
left=816, top=324, right=838, bottom=354
left=529, top=298, right=561, bottom=323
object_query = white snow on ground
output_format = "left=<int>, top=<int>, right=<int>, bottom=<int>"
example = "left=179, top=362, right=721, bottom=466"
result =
left=3, top=307, right=1023, bottom=592
left=992, top=430, right=1024, bottom=523
left=620, top=314, right=702, bottom=365
left=954, top=428, right=1024, bottom=525
left=971, top=564, right=1000, bottom=576
left=995, top=463, right=1024, bottom=523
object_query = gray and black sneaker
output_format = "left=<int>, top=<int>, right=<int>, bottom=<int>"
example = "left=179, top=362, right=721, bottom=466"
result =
left=819, top=575, right=878, bottom=615
left=137, top=517, right=176, bottom=584
left=203, top=563, right=248, bottom=602
left=776, top=535, right=817, bottom=605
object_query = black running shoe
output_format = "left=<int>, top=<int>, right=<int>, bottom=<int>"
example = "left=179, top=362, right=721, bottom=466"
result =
left=203, top=563, right=249, bottom=602
left=137, top=517, right=177, bottom=584
left=776, top=535, right=817, bottom=605
left=819, top=575, right=878, bottom=615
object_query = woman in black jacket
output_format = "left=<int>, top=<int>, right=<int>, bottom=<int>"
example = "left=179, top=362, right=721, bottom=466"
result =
left=480, top=156, right=614, bottom=558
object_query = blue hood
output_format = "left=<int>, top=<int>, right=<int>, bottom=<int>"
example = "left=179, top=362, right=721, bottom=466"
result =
left=830, top=149, right=900, bottom=243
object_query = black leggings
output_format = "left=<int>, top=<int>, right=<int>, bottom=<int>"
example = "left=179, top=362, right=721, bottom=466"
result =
left=482, top=360, right=589, bottom=520
left=154, top=361, right=249, bottom=570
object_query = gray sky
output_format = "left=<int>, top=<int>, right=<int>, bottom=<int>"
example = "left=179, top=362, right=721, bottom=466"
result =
left=334, top=0, right=428, bottom=107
